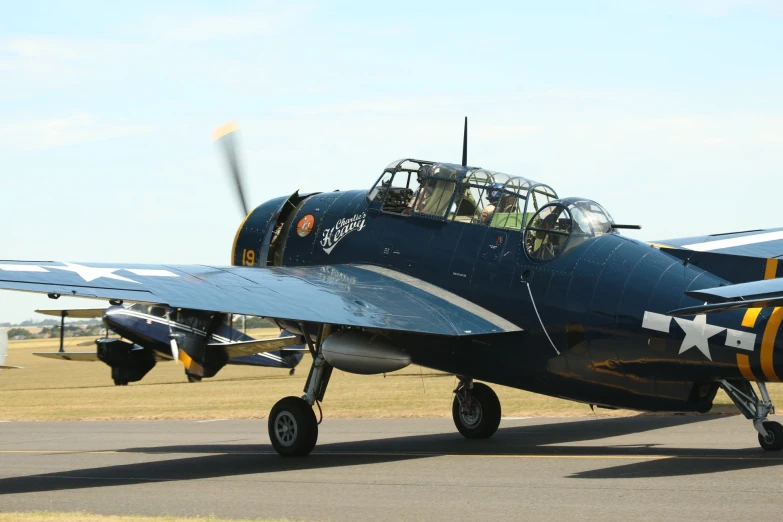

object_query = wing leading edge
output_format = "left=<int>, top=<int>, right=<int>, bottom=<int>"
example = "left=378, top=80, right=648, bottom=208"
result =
left=654, top=227, right=783, bottom=259
left=0, top=262, right=520, bottom=336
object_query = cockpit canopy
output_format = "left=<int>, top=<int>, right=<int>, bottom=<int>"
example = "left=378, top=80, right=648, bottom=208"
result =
left=368, top=159, right=558, bottom=231
left=524, top=197, right=616, bottom=261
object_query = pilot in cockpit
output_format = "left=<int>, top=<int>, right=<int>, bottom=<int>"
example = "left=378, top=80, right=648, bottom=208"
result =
left=406, top=166, right=448, bottom=215
left=403, top=168, right=428, bottom=214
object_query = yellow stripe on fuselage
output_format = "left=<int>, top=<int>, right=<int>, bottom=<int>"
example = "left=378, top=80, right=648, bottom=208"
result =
left=761, top=307, right=783, bottom=382
left=765, top=258, right=779, bottom=280
left=737, top=354, right=755, bottom=381
left=736, top=258, right=780, bottom=379
left=742, top=307, right=763, bottom=328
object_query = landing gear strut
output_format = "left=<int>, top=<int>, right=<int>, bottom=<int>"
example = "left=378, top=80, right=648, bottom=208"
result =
left=452, top=377, right=501, bottom=439
left=268, top=324, right=332, bottom=457
left=720, top=379, right=783, bottom=451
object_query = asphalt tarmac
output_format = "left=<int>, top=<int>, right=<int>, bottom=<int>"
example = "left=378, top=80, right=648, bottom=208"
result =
left=0, top=416, right=782, bottom=521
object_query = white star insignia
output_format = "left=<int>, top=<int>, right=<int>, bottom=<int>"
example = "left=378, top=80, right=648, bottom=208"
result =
left=674, top=314, right=724, bottom=361
left=44, top=262, right=140, bottom=284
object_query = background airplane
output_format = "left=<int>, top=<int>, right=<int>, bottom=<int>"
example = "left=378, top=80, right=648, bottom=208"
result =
left=1, top=120, right=782, bottom=457
left=33, top=305, right=305, bottom=385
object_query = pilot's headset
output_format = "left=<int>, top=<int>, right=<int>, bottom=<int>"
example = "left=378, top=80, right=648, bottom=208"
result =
left=487, top=183, right=504, bottom=205
left=416, top=165, right=431, bottom=186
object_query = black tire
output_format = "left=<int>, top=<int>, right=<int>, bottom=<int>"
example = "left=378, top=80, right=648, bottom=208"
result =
left=186, top=373, right=202, bottom=383
left=268, top=396, right=318, bottom=457
left=113, top=379, right=128, bottom=386
left=452, top=382, right=501, bottom=439
left=758, top=421, right=783, bottom=451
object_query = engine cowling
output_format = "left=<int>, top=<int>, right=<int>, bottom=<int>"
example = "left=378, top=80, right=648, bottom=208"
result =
left=321, top=330, right=410, bottom=375
left=96, top=338, right=156, bottom=383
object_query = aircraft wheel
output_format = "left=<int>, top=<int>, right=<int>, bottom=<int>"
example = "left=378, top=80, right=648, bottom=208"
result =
left=758, top=421, right=783, bottom=451
left=113, top=379, right=128, bottom=386
left=452, top=382, right=501, bottom=439
left=187, top=373, right=202, bottom=383
left=268, top=396, right=318, bottom=457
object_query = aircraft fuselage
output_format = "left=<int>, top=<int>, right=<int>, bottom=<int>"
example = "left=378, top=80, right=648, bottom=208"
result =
left=232, top=185, right=782, bottom=413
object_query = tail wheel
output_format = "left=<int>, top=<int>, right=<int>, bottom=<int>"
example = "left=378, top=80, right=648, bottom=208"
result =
left=452, top=382, right=501, bottom=439
left=758, top=421, right=783, bottom=451
left=113, top=379, right=128, bottom=386
left=186, top=373, right=203, bottom=383
left=268, top=396, right=318, bottom=457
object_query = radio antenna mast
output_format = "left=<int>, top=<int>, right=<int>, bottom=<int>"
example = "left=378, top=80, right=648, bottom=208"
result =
left=461, top=117, right=468, bottom=167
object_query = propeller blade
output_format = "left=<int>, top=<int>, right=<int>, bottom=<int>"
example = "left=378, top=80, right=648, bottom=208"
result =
left=170, top=337, right=180, bottom=363
left=212, top=121, right=249, bottom=216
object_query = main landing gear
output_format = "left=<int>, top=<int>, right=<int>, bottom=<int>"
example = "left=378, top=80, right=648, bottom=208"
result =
left=720, top=379, right=783, bottom=451
left=268, top=325, right=333, bottom=457
left=452, top=377, right=501, bottom=439
left=266, top=327, right=503, bottom=456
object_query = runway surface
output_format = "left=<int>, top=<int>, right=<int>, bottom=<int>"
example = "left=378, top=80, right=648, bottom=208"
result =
left=1, top=416, right=783, bottom=521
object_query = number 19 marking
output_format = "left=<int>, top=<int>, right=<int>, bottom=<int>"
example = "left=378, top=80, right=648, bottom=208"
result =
left=241, top=249, right=256, bottom=266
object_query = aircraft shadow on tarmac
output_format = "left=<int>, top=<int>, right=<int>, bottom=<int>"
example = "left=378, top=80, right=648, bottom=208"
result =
left=1, top=415, right=781, bottom=496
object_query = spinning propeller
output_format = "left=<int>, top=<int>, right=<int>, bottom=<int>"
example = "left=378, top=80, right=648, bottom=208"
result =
left=212, top=121, right=250, bottom=217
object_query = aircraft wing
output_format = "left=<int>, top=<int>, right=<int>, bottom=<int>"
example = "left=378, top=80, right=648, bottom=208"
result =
left=208, top=335, right=301, bottom=358
left=0, top=262, right=520, bottom=336
left=36, top=308, right=106, bottom=318
left=653, top=227, right=783, bottom=259
left=652, top=228, right=783, bottom=284
left=669, top=278, right=783, bottom=316
left=34, top=352, right=101, bottom=362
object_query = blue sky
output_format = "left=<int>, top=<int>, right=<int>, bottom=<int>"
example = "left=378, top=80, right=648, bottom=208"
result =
left=1, top=0, right=782, bottom=322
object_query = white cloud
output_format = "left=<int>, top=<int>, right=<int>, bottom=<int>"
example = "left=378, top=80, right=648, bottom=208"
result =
left=0, top=36, right=120, bottom=101
left=141, top=3, right=315, bottom=42
left=0, top=114, right=157, bottom=150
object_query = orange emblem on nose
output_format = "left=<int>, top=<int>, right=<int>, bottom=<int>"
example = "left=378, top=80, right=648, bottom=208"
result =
left=296, top=214, right=315, bottom=237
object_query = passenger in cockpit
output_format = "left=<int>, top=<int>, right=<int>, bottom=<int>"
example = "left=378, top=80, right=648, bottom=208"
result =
left=479, top=184, right=517, bottom=225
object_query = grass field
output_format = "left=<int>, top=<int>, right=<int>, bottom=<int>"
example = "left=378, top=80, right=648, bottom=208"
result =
left=0, top=331, right=775, bottom=421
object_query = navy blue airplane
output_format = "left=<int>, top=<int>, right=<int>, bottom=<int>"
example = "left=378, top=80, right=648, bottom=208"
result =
left=33, top=305, right=305, bottom=384
left=2, top=119, right=783, bottom=457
